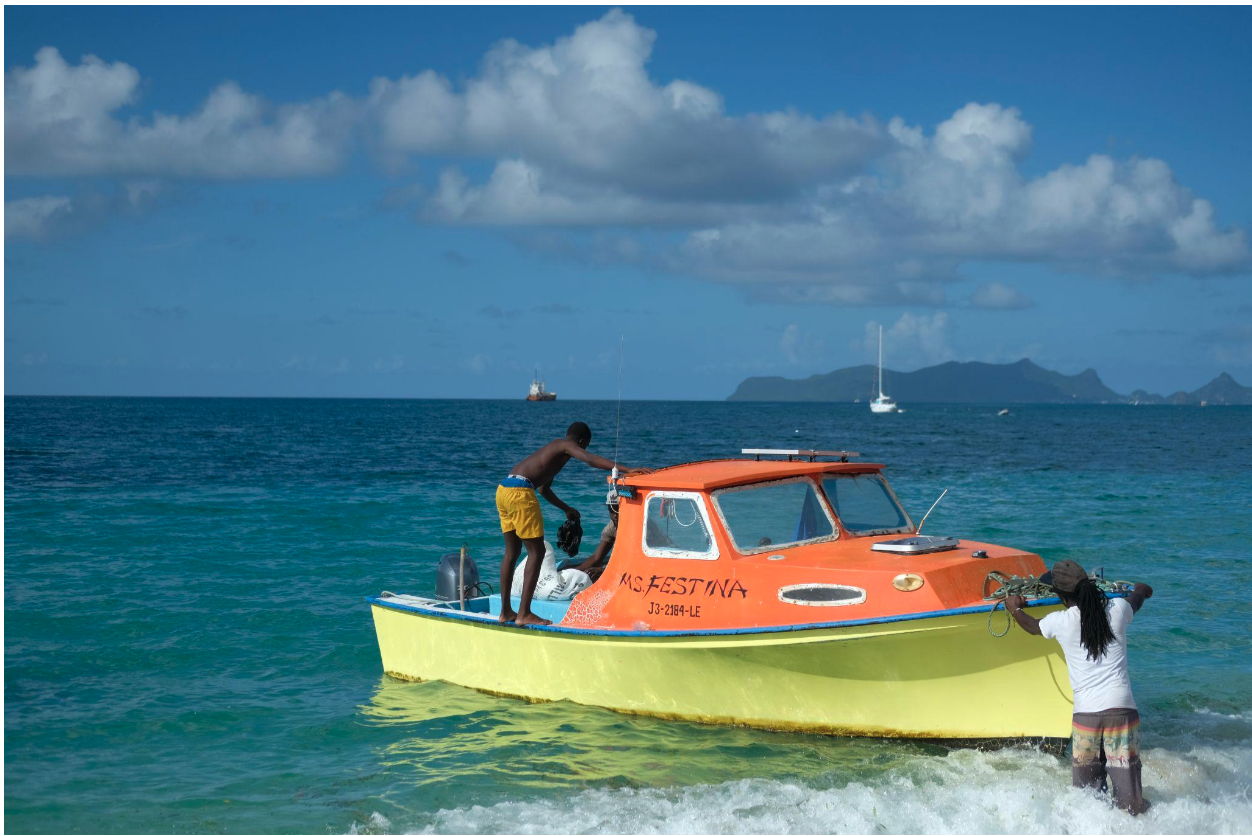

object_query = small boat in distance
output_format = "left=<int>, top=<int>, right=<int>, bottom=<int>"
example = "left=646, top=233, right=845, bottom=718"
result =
left=870, top=326, right=899, bottom=414
left=527, top=372, right=556, bottom=401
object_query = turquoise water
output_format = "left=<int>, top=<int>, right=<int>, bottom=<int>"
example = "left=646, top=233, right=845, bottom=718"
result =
left=5, top=397, right=1251, bottom=834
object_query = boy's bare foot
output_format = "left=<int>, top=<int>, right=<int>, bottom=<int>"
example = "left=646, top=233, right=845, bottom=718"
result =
left=498, top=608, right=517, bottom=623
left=515, top=612, right=552, bottom=627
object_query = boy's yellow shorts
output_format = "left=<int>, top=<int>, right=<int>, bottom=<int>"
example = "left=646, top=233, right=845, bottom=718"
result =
left=496, top=485, right=544, bottom=539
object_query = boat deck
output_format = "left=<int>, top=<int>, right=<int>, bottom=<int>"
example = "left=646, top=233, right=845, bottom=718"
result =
left=373, top=592, right=574, bottom=623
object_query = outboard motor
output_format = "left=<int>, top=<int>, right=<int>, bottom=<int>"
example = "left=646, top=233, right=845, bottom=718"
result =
left=434, top=550, right=480, bottom=602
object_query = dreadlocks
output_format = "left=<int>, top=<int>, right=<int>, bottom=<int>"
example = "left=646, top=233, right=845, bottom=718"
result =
left=1070, top=577, right=1117, bottom=661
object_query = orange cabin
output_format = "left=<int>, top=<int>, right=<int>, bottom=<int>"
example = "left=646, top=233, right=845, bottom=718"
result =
left=561, top=454, right=1045, bottom=631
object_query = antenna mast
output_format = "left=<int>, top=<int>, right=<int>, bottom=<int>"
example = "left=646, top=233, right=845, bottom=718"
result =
left=613, top=335, right=624, bottom=472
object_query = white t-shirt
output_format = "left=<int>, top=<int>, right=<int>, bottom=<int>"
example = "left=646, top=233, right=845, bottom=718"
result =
left=1039, top=597, right=1136, bottom=713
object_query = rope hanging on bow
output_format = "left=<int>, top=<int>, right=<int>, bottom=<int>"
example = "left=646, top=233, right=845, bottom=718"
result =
left=982, top=571, right=1135, bottom=637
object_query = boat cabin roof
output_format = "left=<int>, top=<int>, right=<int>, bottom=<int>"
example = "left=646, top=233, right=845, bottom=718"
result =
left=620, top=459, right=885, bottom=492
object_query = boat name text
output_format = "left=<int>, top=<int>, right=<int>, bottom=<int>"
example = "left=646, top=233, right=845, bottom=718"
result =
left=618, top=572, right=748, bottom=600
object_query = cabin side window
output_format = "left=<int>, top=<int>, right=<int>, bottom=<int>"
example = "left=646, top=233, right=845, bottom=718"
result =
left=642, top=492, right=719, bottom=560
left=821, top=474, right=912, bottom=535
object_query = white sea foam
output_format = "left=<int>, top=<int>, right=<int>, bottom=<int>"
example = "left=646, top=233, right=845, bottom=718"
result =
left=399, top=744, right=1252, bottom=835
left=350, top=811, right=393, bottom=835
left=1190, top=707, right=1251, bottom=723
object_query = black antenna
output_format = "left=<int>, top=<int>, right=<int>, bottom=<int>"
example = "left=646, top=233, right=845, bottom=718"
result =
left=614, top=335, right=624, bottom=472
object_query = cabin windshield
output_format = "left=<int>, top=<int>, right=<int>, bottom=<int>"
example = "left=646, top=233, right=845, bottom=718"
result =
left=821, top=474, right=912, bottom=535
left=713, top=478, right=837, bottom=553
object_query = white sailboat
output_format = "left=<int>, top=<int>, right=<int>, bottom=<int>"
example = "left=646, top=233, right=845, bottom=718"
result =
left=870, top=325, right=899, bottom=414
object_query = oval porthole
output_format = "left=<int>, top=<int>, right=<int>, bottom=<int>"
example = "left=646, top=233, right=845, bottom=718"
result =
left=893, top=573, right=925, bottom=592
left=777, top=583, right=866, bottom=606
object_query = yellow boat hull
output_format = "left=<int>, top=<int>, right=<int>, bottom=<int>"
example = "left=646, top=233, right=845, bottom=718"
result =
left=369, top=601, right=1073, bottom=740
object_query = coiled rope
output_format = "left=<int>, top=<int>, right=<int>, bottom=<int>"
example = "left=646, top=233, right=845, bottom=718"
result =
left=982, top=571, right=1134, bottom=637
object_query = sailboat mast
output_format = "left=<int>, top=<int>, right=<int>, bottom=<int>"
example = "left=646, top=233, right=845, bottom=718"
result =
left=877, top=326, right=884, bottom=398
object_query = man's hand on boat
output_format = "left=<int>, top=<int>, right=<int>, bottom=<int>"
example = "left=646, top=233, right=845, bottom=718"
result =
left=1003, top=594, right=1044, bottom=635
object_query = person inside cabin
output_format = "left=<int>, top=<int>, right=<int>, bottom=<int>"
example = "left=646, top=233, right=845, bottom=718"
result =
left=1005, top=561, right=1155, bottom=816
left=569, top=490, right=620, bottom=581
left=496, top=421, right=644, bottom=626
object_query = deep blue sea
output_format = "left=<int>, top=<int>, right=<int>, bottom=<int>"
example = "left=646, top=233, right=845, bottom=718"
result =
left=5, top=397, right=1251, bottom=834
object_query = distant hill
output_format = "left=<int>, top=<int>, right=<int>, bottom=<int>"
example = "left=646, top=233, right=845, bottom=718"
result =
left=728, top=359, right=1252, bottom=405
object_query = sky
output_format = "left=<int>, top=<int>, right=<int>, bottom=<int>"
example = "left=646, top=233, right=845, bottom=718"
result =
left=5, top=5, right=1251, bottom=400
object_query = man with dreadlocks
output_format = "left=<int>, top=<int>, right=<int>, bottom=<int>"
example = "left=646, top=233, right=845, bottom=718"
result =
left=1006, top=560, right=1154, bottom=815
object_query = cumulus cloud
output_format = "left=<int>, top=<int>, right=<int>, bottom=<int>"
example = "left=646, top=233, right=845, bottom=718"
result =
left=361, top=18, right=1249, bottom=289
left=862, top=313, right=956, bottom=369
left=5, top=195, right=74, bottom=240
left=679, top=103, right=1248, bottom=302
left=968, top=281, right=1033, bottom=310
left=5, top=181, right=166, bottom=239
left=367, top=10, right=884, bottom=206
left=6, top=13, right=1248, bottom=299
left=6, top=47, right=354, bottom=177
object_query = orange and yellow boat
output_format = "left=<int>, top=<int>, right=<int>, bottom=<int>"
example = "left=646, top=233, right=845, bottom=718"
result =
left=368, top=450, right=1074, bottom=740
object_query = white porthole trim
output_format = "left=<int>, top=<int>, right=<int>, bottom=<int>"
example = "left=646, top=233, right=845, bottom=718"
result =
left=777, top=583, right=867, bottom=606
left=641, top=490, right=721, bottom=561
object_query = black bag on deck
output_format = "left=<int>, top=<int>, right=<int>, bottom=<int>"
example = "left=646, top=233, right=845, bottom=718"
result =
left=557, top=518, right=583, bottom=557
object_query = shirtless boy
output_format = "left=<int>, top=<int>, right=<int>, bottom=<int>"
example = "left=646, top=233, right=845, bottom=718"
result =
left=496, top=421, right=642, bottom=626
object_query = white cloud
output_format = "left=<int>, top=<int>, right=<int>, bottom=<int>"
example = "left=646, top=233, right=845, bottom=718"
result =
left=5, top=182, right=167, bottom=239
left=5, top=195, right=74, bottom=239
left=6, top=47, right=354, bottom=177
left=780, top=324, right=802, bottom=364
left=968, top=281, right=1033, bottom=310
left=366, top=9, right=885, bottom=206
left=777, top=323, right=829, bottom=367
left=932, top=103, right=1032, bottom=166
left=781, top=322, right=831, bottom=365
left=424, top=159, right=750, bottom=226
left=6, top=14, right=1248, bottom=296
left=676, top=103, right=1249, bottom=300
left=862, top=313, right=956, bottom=370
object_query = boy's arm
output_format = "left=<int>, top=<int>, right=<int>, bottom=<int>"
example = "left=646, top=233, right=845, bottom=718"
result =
left=1004, top=594, right=1043, bottom=636
left=539, top=483, right=579, bottom=520
left=562, top=440, right=641, bottom=472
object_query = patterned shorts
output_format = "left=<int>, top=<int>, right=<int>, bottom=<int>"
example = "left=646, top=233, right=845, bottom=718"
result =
left=1071, top=708, right=1147, bottom=814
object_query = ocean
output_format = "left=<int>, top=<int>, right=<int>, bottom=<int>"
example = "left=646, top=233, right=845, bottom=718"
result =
left=4, top=396, right=1251, bottom=835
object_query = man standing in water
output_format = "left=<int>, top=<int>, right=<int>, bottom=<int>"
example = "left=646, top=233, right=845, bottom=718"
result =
left=496, top=422, right=643, bottom=626
left=1005, top=561, right=1154, bottom=815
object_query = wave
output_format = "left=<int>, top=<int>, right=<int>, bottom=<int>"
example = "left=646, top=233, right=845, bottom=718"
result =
left=390, top=743, right=1252, bottom=835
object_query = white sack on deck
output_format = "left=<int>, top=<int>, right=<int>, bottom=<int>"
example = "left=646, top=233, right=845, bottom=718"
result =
left=512, top=541, right=592, bottom=601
